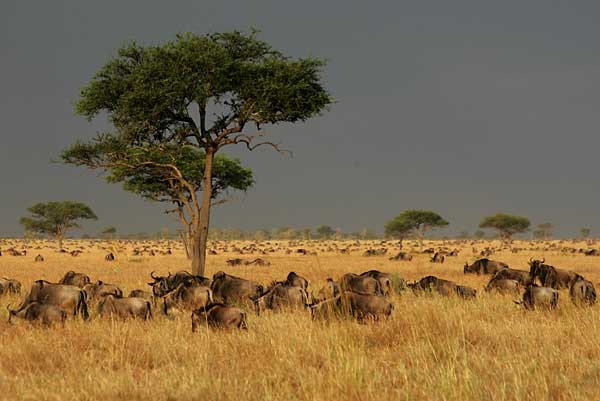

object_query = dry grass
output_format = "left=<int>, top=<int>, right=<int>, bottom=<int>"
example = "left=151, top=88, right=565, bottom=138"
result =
left=0, top=238, right=599, bottom=401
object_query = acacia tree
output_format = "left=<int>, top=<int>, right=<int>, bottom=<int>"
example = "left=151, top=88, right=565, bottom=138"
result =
left=479, top=213, right=530, bottom=243
left=315, top=225, right=335, bottom=239
left=19, top=201, right=97, bottom=250
left=532, top=223, right=553, bottom=240
left=62, top=140, right=253, bottom=263
left=580, top=228, right=591, bottom=239
left=385, top=209, right=449, bottom=249
left=63, top=31, right=332, bottom=275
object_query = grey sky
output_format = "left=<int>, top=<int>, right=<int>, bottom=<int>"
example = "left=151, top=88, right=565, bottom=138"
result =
left=1, top=1, right=600, bottom=237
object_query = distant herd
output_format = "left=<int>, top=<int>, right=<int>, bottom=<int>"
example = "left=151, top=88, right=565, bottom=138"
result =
left=1, top=253, right=596, bottom=329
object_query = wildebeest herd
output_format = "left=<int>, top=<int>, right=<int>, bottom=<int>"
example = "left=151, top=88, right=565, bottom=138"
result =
left=2, top=253, right=596, bottom=329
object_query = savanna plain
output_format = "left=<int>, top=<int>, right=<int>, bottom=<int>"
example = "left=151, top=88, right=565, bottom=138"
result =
left=0, top=238, right=599, bottom=401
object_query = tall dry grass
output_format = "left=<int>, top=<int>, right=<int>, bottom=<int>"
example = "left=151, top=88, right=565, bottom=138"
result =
left=0, top=239, right=599, bottom=401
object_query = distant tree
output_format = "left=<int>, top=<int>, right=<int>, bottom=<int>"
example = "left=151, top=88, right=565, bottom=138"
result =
left=316, top=225, right=335, bottom=239
left=359, top=228, right=378, bottom=240
left=580, top=228, right=591, bottom=239
left=19, top=201, right=97, bottom=250
left=479, top=213, right=530, bottom=243
left=302, top=228, right=312, bottom=240
left=473, top=230, right=486, bottom=240
left=63, top=31, right=332, bottom=277
left=253, top=229, right=271, bottom=241
left=385, top=209, right=449, bottom=249
left=101, top=227, right=117, bottom=239
left=532, top=223, right=553, bottom=240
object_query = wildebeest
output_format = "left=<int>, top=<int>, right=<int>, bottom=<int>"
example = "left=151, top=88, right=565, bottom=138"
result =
left=339, top=273, right=383, bottom=296
left=244, top=258, right=271, bottom=266
left=490, top=268, right=532, bottom=286
left=254, top=283, right=308, bottom=314
left=409, top=276, right=476, bottom=299
left=0, top=277, right=22, bottom=294
left=105, top=252, right=115, bottom=261
left=7, top=302, right=67, bottom=327
left=128, top=289, right=154, bottom=302
left=284, top=271, right=309, bottom=290
left=430, top=252, right=445, bottom=264
left=16, top=280, right=88, bottom=320
left=34, top=254, right=44, bottom=262
left=528, top=259, right=583, bottom=289
left=389, top=252, right=413, bottom=261
left=463, top=258, right=508, bottom=275
left=58, top=271, right=91, bottom=288
left=485, top=278, right=521, bottom=295
left=359, top=270, right=393, bottom=296
left=226, top=258, right=243, bottom=266
left=362, top=248, right=387, bottom=257
left=516, top=285, right=559, bottom=310
left=147, top=270, right=211, bottom=298
left=191, top=303, right=248, bottom=331
left=317, top=278, right=341, bottom=301
left=210, top=271, right=264, bottom=304
left=83, top=281, right=123, bottom=301
left=163, top=283, right=213, bottom=316
left=98, top=295, right=152, bottom=320
left=311, top=291, right=393, bottom=321
left=569, top=279, right=596, bottom=307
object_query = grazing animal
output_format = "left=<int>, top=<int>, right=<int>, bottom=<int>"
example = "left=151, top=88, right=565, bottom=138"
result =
left=15, top=280, right=88, bottom=320
left=317, top=278, right=341, bottom=301
left=191, top=303, right=248, bottom=331
left=98, top=295, right=152, bottom=320
left=464, top=258, right=508, bottom=275
left=7, top=302, right=67, bottom=327
left=430, top=252, right=445, bottom=264
left=516, top=285, right=559, bottom=310
left=210, top=271, right=264, bottom=304
left=409, top=276, right=476, bottom=299
left=528, top=259, right=583, bottom=289
left=491, top=268, right=532, bottom=286
left=148, top=270, right=210, bottom=298
left=0, top=277, right=22, bottom=294
left=58, top=271, right=91, bottom=288
left=128, top=289, right=154, bottom=302
left=105, top=252, right=115, bottom=261
left=83, top=281, right=123, bottom=301
left=389, top=252, right=413, bottom=261
left=569, top=279, right=596, bottom=307
left=359, top=270, right=393, bottom=296
left=163, top=284, right=213, bottom=316
left=284, top=271, right=309, bottom=290
left=34, top=254, right=44, bottom=262
left=311, top=291, right=393, bottom=321
left=226, top=258, right=243, bottom=266
left=485, top=278, right=521, bottom=295
left=254, top=283, right=309, bottom=314
left=339, top=273, right=383, bottom=296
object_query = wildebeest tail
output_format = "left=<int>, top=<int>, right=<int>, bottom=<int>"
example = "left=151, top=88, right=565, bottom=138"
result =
left=78, top=290, right=89, bottom=320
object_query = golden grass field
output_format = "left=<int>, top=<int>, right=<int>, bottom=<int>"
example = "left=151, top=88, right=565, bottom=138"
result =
left=1, top=238, right=600, bottom=401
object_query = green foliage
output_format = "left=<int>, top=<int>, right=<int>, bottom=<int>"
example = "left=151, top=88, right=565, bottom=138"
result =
left=74, top=31, right=332, bottom=145
left=384, top=209, right=449, bottom=239
left=580, top=228, right=591, bottom=239
left=316, top=225, right=335, bottom=239
left=62, top=139, right=253, bottom=204
left=101, top=227, right=117, bottom=235
left=19, top=201, right=97, bottom=245
left=479, top=213, right=530, bottom=240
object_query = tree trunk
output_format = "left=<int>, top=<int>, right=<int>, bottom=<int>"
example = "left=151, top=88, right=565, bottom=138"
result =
left=57, top=235, right=63, bottom=251
left=192, top=147, right=215, bottom=276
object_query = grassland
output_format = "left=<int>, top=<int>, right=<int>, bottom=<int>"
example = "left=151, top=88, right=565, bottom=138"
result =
left=0, top=238, right=599, bottom=401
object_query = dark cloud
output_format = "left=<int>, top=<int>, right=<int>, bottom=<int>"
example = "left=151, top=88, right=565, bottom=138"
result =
left=1, top=0, right=599, bottom=237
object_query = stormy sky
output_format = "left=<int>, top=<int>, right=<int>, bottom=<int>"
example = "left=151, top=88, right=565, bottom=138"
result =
left=1, top=1, right=600, bottom=238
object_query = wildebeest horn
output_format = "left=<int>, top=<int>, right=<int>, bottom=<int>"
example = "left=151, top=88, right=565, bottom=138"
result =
left=541, top=257, right=545, bottom=264
left=150, top=271, right=159, bottom=280
left=528, top=257, right=533, bottom=263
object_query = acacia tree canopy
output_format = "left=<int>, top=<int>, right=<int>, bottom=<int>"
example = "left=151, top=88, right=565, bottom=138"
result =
left=385, top=209, right=449, bottom=248
left=19, top=201, right=97, bottom=249
left=64, top=30, right=332, bottom=275
left=479, top=213, right=530, bottom=241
